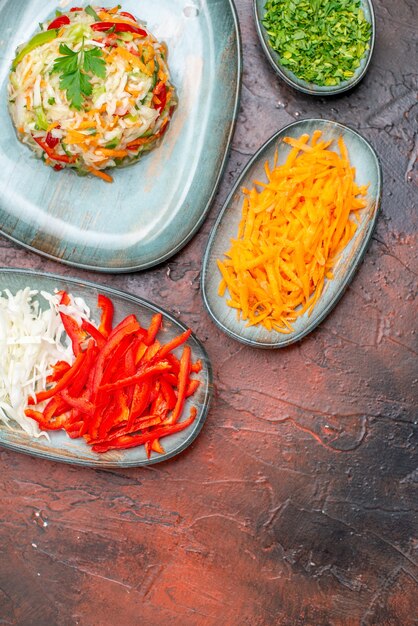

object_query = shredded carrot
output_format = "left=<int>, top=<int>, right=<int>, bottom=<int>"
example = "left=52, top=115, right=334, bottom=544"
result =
left=98, top=10, right=137, bottom=22
left=217, top=131, right=369, bottom=333
left=66, top=130, right=89, bottom=143
left=88, top=168, right=113, bottom=183
left=111, top=46, right=151, bottom=75
left=96, top=148, right=128, bottom=158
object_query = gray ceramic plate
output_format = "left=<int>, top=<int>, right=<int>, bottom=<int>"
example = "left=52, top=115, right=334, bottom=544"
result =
left=201, top=119, right=382, bottom=348
left=0, top=268, right=212, bottom=467
left=0, top=0, right=241, bottom=272
left=254, top=0, right=375, bottom=96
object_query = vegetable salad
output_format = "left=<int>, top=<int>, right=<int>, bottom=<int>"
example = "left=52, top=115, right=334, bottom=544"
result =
left=8, top=6, right=177, bottom=182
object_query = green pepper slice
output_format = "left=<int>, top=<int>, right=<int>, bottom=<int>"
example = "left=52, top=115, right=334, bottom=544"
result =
left=12, top=29, right=58, bottom=70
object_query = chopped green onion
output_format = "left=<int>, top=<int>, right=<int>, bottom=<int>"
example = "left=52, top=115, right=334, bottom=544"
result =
left=262, top=0, right=372, bottom=86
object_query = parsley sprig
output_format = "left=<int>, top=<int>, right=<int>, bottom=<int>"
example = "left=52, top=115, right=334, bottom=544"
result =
left=52, top=40, right=106, bottom=109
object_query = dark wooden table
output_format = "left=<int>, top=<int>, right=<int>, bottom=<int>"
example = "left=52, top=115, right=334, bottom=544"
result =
left=1, top=1, right=417, bottom=624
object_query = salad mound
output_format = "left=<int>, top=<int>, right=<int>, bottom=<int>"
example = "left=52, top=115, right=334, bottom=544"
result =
left=8, top=6, right=177, bottom=182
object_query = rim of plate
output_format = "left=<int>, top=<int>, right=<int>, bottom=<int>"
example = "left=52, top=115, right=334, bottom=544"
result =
left=253, top=0, right=376, bottom=96
left=201, top=118, right=383, bottom=349
left=0, top=267, right=213, bottom=467
left=0, top=0, right=243, bottom=274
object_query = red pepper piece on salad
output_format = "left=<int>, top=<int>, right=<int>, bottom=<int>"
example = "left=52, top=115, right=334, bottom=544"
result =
left=48, top=15, right=71, bottom=30
left=91, top=22, right=147, bottom=36
left=33, top=136, right=76, bottom=164
left=119, top=11, right=137, bottom=22
left=45, top=132, right=59, bottom=149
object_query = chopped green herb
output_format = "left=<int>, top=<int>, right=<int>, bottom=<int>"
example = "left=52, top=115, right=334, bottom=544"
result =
left=52, top=40, right=106, bottom=109
left=48, top=97, right=56, bottom=105
left=262, top=0, right=372, bottom=86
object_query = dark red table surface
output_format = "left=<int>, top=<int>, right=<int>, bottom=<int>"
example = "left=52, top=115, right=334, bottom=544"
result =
left=1, top=1, right=417, bottom=624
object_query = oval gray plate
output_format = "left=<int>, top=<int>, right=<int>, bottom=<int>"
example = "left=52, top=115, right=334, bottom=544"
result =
left=254, top=0, right=375, bottom=96
left=201, top=119, right=382, bottom=348
left=0, top=0, right=241, bottom=272
left=0, top=268, right=212, bottom=467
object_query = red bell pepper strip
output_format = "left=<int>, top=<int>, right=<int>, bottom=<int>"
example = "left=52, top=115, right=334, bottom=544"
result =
left=100, top=335, right=133, bottom=386
left=43, top=396, right=69, bottom=422
left=190, top=360, right=202, bottom=373
left=90, top=317, right=140, bottom=392
left=67, top=341, right=96, bottom=396
left=25, top=403, right=69, bottom=431
left=160, top=378, right=177, bottom=410
left=92, top=414, right=163, bottom=445
left=70, top=7, right=83, bottom=11
left=134, top=341, right=148, bottom=365
left=157, top=329, right=191, bottom=359
left=81, top=319, right=106, bottom=349
left=43, top=400, right=71, bottom=431
left=48, top=15, right=70, bottom=30
left=144, top=313, right=162, bottom=346
left=129, top=379, right=152, bottom=423
left=29, top=350, right=86, bottom=404
left=58, top=290, right=70, bottom=305
left=151, top=439, right=165, bottom=454
left=99, top=361, right=172, bottom=392
left=123, top=345, right=137, bottom=405
left=97, top=294, right=114, bottom=337
left=47, top=360, right=71, bottom=383
left=60, top=313, right=87, bottom=356
left=24, top=409, right=47, bottom=426
left=167, top=346, right=191, bottom=424
left=108, top=314, right=138, bottom=339
left=165, top=353, right=180, bottom=375
left=119, top=11, right=137, bottom=21
left=144, top=441, right=152, bottom=458
left=153, top=82, right=167, bottom=112
left=97, top=390, right=129, bottom=440
left=186, top=379, right=200, bottom=398
left=92, top=413, right=196, bottom=453
left=60, top=390, right=95, bottom=415
left=66, top=420, right=84, bottom=439
left=33, top=136, right=76, bottom=164
left=143, top=341, right=161, bottom=363
left=91, top=22, right=147, bottom=36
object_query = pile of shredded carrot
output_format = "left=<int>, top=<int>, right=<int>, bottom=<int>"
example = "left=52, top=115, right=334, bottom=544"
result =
left=217, top=130, right=369, bottom=333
